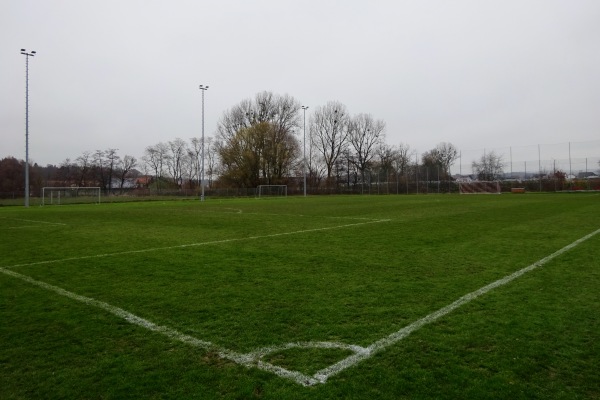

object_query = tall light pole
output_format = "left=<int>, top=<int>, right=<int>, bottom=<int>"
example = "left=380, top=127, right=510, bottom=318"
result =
left=199, top=85, right=209, bottom=201
left=21, top=49, right=36, bottom=208
left=301, top=105, right=309, bottom=197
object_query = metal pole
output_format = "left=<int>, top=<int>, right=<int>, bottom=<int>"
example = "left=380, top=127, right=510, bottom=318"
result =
left=302, top=106, right=308, bottom=197
left=538, top=144, right=542, bottom=192
left=568, top=141, right=572, bottom=178
left=510, top=146, right=513, bottom=179
left=21, top=49, right=36, bottom=207
left=199, top=85, right=209, bottom=201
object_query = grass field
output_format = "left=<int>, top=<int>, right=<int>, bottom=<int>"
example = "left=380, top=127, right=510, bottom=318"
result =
left=1, top=194, right=599, bottom=399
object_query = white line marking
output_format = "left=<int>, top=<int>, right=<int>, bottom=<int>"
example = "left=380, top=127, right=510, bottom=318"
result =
left=4, top=226, right=45, bottom=230
left=0, top=265, right=321, bottom=384
left=1, top=226, right=597, bottom=387
left=4, top=218, right=390, bottom=270
left=309, top=227, right=600, bottom=385
left=0, top=217, right=67, bottom=226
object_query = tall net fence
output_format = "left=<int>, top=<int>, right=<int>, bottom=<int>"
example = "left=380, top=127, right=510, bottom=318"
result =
left=452, top=140, right=600, bottom=179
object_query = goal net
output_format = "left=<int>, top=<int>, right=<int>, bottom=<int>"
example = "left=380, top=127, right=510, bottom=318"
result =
left=257, top=185, right=287, bottom=198
left=458, top=181, right=501, bottom=194
left=42, top=187, right=101, bottom=205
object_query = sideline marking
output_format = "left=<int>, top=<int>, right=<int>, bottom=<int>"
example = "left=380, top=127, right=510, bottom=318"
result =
left=1, top=227, right=598, bottom=386
left=4, top=218, right=389, bottom=270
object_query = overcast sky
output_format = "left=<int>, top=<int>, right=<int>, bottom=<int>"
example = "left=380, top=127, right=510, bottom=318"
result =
left=2, top=0, right=599, bottom=168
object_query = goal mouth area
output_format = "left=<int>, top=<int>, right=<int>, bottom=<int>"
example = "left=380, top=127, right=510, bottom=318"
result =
left=257, top=185, right=288, bottom=198
left=42, top=187, right=102, bottom=205
left=458, top=181, right=501, bottom=194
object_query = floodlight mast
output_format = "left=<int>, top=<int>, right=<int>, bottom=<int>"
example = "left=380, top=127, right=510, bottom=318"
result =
left=21, top=49, right=36, bottom=208
left=199, top=85, right=209, bottom=201
left=301, top=106, right=309, bottom=197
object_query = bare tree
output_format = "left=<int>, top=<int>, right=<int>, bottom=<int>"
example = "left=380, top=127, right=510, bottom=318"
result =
left=189, top=137, right=202, bottom=188
left=205, top=137, right=217, bottom=187
left=434, top=142, right=458, bottom=178
left=393, top=143, right=412, bottom=176
left=472, top=151, right=505, bottom=181
left=143, top=143, right=168, bottom=192
left=310, top=101, right=350, bottom=183
left=377, top=143, right=396, bottom=183
left=117, top=155, right=137, bottom=193
left=305, top=123, right=327, bottom=188
left=217, top=91, right=301, bottom=144
left=166, top=138, right=187, bottom=187
left=421, top=142, right=458, bottom=180
left=104, top=149, right=120, bottom=194
left=348, top=113, right=385, bottom=188
left=92, top=150, right=107, bottom=191
left=75, top=151, right=93, bottom=187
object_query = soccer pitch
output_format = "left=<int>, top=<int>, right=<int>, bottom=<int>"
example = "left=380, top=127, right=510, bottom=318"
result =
left=1, top=194, right=599, bottom=399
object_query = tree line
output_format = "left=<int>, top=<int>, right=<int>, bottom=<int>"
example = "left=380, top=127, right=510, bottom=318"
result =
left=4, top=90, right=539, bottom=197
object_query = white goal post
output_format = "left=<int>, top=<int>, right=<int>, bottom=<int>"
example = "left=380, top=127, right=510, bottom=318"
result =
left=458, top=181, right=501, bottom=194
left=257, top=185, right=287, bottom=198
left=42, top=187, right=101, bottom=205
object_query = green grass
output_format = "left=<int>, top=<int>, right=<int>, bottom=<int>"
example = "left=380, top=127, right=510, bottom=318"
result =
left=1, top=194, right=599, bottom=399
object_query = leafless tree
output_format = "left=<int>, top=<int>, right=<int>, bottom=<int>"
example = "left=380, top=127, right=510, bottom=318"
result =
left=92, top=150, right=107, bottom=191
left=117, top=155, right=137, bottom=192
left=309, top=101, right=350, bottom=183
left=205, top=137, right=217, bottom=187
left=75, top=151, right=93, bottom=187
left=189, top=137, right=202, bottom=188
left=393, top=143, right=412, bottom=176
left=435, top=142, right=458, bottom=178
left=104, top=148, right=120, bottom=193
left=377, top=143, right=396, bottom=176
left=472, top=151, right=505, bottom=181
left=166, top=138, right=187, bottom=187
left=143, top=143, right=168, bottom=192
left=348, top=113, right=385, bottom=187
left=189, top=136, right=217, bottom=188
left=421, top=142, right=458, bottom=179
left=306, top=125, right=327, bottom=188
left=217, top=91, right=301, bottom=144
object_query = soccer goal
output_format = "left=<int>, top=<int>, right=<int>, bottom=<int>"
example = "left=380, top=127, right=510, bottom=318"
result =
left=458, top=181, right=501, bottom=194
left=42, top=187, right=101, bottom=205
left=257, top=185, right=287, bottom=198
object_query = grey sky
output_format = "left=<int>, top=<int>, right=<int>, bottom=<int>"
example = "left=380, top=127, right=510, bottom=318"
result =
left=2, top=0, right=599, bottom=167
